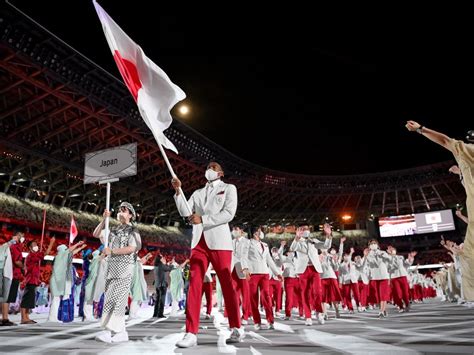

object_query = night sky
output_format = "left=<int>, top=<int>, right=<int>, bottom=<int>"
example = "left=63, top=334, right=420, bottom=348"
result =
left=7, top=1, right=472, bottom=175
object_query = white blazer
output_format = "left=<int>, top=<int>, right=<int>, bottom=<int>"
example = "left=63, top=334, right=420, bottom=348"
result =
left=231, top=237, right=250, bottom=279
left=247, top=239, right=282, bottom=276
left=290, top=237, right=332, bottom=274
left=388, top=255, right=413, bottom=279
left=174, top=179, right=237, bottom=250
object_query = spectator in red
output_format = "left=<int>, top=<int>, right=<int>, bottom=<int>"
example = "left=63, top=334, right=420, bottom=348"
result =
left=1, top=231, right=25, bottom=327
left=20, top=237, right=55, bottom=324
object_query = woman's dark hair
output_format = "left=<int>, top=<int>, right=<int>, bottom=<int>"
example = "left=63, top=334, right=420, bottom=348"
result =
left=27, top=240, right=36, bottom=248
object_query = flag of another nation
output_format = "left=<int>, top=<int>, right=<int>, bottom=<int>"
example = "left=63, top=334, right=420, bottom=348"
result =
left=93, top=0, right=185, bottom=153
left=69, top=215, right=78, bottom=245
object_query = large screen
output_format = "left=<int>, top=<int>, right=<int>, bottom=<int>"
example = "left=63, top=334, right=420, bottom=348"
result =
left=378, top=214, right=416, bottom=237
left=378, top=209, right=455, bottom=237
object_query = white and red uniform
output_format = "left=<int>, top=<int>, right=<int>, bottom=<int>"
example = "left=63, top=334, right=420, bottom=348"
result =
left=247, top=238, right=282, bottom=326
left=354, top=258, right=370, bottom=308
left=269, top=254, right=283, bottom=313
left=278, top=247, right=303, bottom=318
left=290, top=236, right=332, bottom=319
left=174, top=179, right=241, bottom=334
left=363, top=249, right=391, bottom=303
left=320, top=253, right=342, bottom=304
left=231, top=235, right=251, bottom=321
left=338, top=243, right=360, bottom=311
left=388, top=254, right=413, bottom=310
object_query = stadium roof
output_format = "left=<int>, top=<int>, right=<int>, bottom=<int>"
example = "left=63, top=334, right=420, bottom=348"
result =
left=0, top=3, right=466, bottom=227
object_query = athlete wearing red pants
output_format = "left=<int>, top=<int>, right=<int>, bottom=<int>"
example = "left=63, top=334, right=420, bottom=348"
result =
left=363, top=240, right=392, bottom=319
left=290, top=224, right=332, bottom=326
left=230, top=226, right=251, bottom=324
left=247, top=227, right=283, bottom=330
left=387, top=246, right=416, bottom=312
left=172, top=162, right=244, bottom=348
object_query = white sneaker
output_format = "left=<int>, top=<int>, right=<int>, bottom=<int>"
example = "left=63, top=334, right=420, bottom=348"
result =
left=284, top=316, right=291, bottom=320
left=241, top=318, right=248, bottom=325
left=95, top=330, right=112, bottom=343
left=111, top=331, right=129, bottom=343
left=204, top=314, right=211, bottom=320
left=254, top=323, right=261, bottom=330
left=305, top=318, right=312, bottom=326
left=357, top=307, right=363, bottom=312
left=317, top=314, right=325, bottom=325
left=176, top=332, right=197, bottom=348
left=275, top=312, right=283, bottom=318
left=226, top=327, right=245, bottom=344
left=268, top=323, right=275, bottom=330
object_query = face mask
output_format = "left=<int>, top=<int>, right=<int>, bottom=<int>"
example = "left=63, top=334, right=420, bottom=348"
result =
left=321, top=249, right=327, bottom=254
left=272, top=252, right=278, bottom=258
left=369, top=244, right=378, bottom=251
left=330, top=250, right=336, bottom=255
left=20, top=237, right=25, bottom=243
left=231, top=231, right=241, bottom=238
left=391, top=250, right=396, bottom=255
left=32, top=246, right=39, bottom=252
left=205, top=169, right=219, bottom=181
left=8, top=240, right=16, bottom=245
left=343, top=256, right=350, bottom=262
left=302, top=231, right=310, bottom=238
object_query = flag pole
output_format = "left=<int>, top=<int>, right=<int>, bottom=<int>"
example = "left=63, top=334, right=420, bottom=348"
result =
left=40, top=208, right=46, bottom=251
left=104, top=181, right=111, bottom=247
left=157, top=141, right=193, bottom=216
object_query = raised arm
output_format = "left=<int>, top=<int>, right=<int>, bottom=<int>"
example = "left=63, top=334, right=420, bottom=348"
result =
left=338, top=237, right=346, bottom=264
left=45, top=237, right=56, bottom=256
left=278, top=240, right=288, bottom=262
left=405, top=121, right=452, bottom=151
left=455, top=210, right=469, bottom=224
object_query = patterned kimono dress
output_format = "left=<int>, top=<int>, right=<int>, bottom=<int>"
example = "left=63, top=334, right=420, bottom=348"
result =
left=100, top=224, right=141, bottom=333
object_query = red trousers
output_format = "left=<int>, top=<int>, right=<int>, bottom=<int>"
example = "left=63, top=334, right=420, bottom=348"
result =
left=231, top=269, right=251, bottom=320
left=341, top=282, right=360, bottom=310
left=186, top=236, right=241, bottom=334
left=414, top=284, right=423, bottom=301
left=249, top=274, right=273, bottom=325
left=299, top=266, right=323, bottom=318
left=202, top=281, right=213, bottom=315
left=321, top=278, right=342, bottom=303
left=369, top=279, right=390, bottom=303
left=391, top=276, right=410, bottom=309
left=283, top=277, right=299, bottom=317
left=269, top=278, right=283, bottom=312
left=358, top=281, right=369, bottom=307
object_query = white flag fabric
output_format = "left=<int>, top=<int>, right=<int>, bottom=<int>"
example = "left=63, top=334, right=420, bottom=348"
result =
left=93, top=0, right=185, bottom=153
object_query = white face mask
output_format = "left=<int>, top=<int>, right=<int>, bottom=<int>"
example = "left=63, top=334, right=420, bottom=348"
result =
left=321, top=249, right=327, bottom=254
left=343, top=256, right=350, bottom=262
left=390, top=250, right=396, bottom=255
left=330, top=250, right=336, bottom=255
left=369, top=244, right=378, bottom=251
left=231, top=230, right=241, bottom=238
left=205, top=169, right=220, bottom=181
left=32, top=246, right=39, bottom=252
left=259, top=231, right=265, bottom=239
left=302, top=230, right=310, bottom=238
left=19, top=237, right=25, bottom=243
